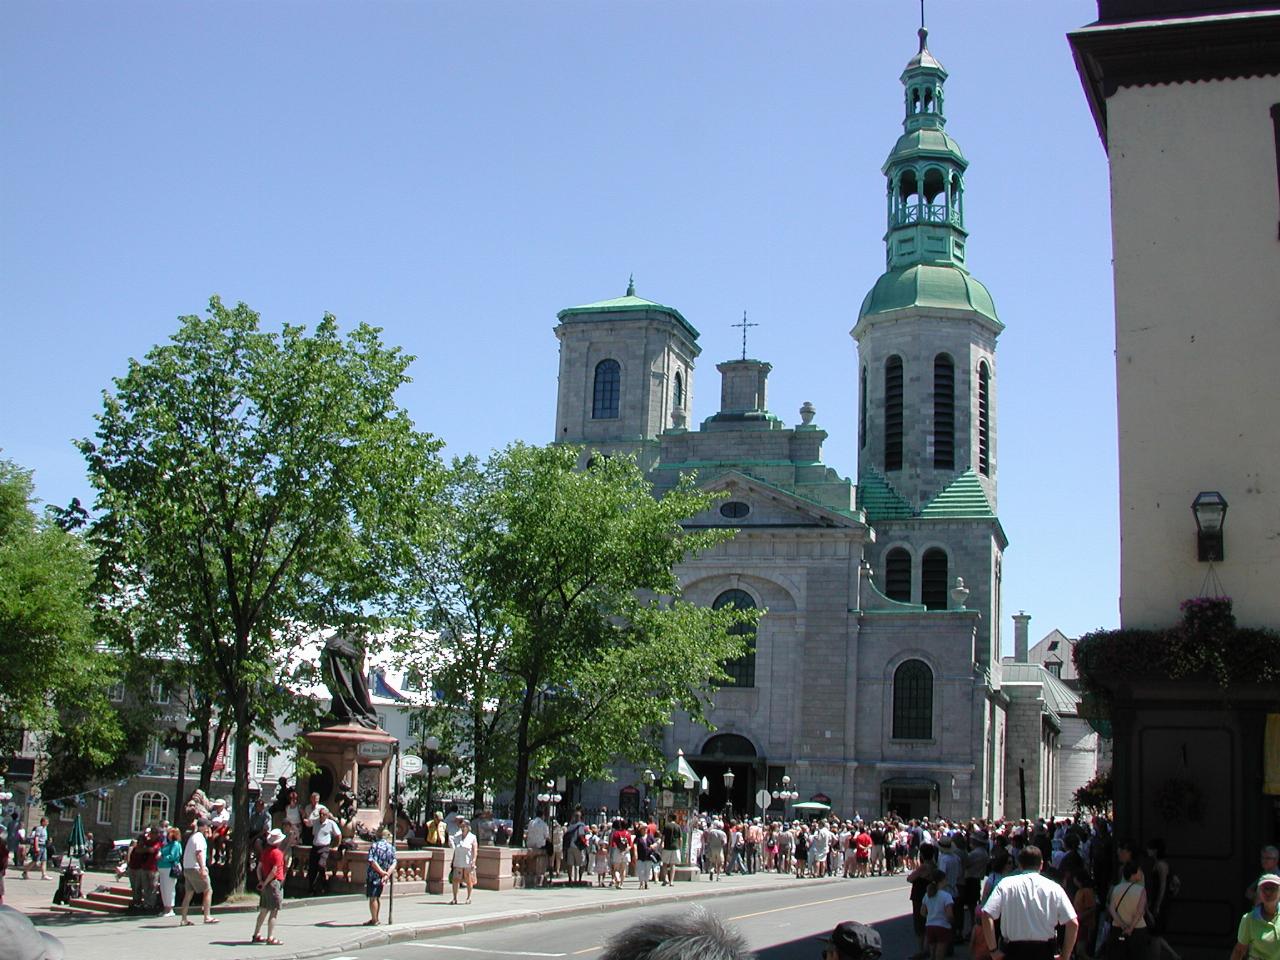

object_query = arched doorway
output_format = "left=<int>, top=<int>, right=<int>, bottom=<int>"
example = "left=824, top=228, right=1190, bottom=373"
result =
left=691, top=734, right=760, bottom=819
left=880, top=777, right=938, bottom=820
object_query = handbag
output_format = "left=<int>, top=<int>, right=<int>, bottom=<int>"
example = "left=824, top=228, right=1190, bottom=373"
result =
left=170, top=865, right=182, bottom=879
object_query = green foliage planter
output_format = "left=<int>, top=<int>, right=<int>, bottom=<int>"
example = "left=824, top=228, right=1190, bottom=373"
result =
left=1073, top=598, right=1280, bottom=717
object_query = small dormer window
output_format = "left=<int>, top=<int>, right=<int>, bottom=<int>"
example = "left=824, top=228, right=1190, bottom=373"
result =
left=720, top=501, right=750, bottom=519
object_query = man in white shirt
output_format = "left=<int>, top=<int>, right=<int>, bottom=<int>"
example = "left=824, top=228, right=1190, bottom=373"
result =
left=307, top=806, right=343, bottom=895
left=982, top=846, right=1078, bottom=960
left=179, top=819, right=215, bottom=925
left=450, top=819, right=479, bottom=904
left=525, top=814, right=549, bottom=888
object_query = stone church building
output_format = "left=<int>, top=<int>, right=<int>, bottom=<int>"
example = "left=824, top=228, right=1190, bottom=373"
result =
left=554, top=28, right=1015, bottom=821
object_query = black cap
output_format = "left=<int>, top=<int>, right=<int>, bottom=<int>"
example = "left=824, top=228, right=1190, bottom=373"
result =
left=819, top=921, right=883, bottom=960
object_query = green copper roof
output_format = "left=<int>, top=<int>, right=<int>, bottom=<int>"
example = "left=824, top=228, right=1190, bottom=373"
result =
left=557, top=282, right=699, bottom=339
left=920, top=470, right=995, bottom=519
left=858, top=264, right=1001, bottom=326
left=884, top=128, right=967, bottom=169
left=857, top=467, right=914, bottom=521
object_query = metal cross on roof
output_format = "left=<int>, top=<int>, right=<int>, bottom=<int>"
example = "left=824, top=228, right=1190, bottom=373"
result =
left=731, top=310, right=758, bottom=360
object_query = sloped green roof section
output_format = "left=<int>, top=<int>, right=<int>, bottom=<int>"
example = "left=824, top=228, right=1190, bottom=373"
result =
left=920, top=470, right=995, bottom=519
left=1002, top=662, right=1080, bottom=716
left=557, top=290, right=699, bottom=339
left=884, top=128, right=967, bottom=169
left=859, top=264, right=1001, bottom=327
left=857, top=468, right=915, bottom=521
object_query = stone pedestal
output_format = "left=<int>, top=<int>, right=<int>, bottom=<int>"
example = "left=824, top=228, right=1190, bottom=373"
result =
left=475, top=845, right=514, bottom=891
left=672, top=864, right=701, bottom=882
left=300, top=724, right=397, bottom=836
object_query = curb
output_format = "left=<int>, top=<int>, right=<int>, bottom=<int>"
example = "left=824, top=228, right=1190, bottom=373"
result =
left=279, top=878, right=810, bottom=960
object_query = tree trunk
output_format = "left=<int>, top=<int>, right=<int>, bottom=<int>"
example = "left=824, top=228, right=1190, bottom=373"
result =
left=227, top=697, right=252, bottom=897
left=509, top=683, right=536, bottom=847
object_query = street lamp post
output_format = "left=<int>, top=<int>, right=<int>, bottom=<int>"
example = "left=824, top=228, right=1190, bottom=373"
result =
left=722, top=768, right=735, bottom=822
left=771, top=775, right=798, bottom=820
left=421, top=735, right=451, bottom=820
left=642, top=769, right=655, bottom=820
left=536, top=780, right=562, bottom=822
left=162, top=725, right=204, bottom=820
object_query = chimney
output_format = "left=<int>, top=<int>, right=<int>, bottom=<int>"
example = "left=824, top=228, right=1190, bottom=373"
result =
left=1013, top=611, right=1031, bottom=663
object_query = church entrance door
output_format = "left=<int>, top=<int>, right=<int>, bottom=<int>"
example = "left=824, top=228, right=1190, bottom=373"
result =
left=881, top=778, right=937, bottom=820
left=691, top=734, right=761, bottom=819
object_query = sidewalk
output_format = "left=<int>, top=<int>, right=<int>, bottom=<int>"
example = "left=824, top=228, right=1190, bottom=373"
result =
left=12, top=868, right=885, bottom=960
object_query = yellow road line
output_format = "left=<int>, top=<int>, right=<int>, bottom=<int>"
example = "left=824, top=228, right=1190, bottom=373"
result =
left=728, top=886, right=899, bottom=921
left=572, top=947, right=602, bottom=955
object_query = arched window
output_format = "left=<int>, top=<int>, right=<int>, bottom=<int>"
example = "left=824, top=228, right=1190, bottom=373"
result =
left=921, top=548, right=948, bottom=610
left=713, top=589, right=757, bottom=688
left=592, top=359, right=620, bottom=419
left=884, top=356, right=904, bottom=471
left=977, top=360, right=990, bottom=476
left=673, top=370, right=684, bottom=409
left=859, top=365, right=867, bottom=450
left=933, top=354, right=955, bottom=470
left=893, top=660, right=933, bottom=740
left=885, top=548, right=912, bottom=602
left=132, top=790, right=169, bottom=832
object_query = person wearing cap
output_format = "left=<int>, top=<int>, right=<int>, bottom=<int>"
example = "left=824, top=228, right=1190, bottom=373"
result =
left=1231, top=873, right=1280, bottom=960
left=308, top=805, right=342, bottom=896
left=1247, top=847, right=1280, bottom=904
left=981, top=846, right=1077, bottom=960
left=252, top=828, right=287, bottom=945
left=0, top=904, right=66, bottom=960
left=821, top=919, right=883, bottom=960
left=180, top=818, right=218, bottom=925
left=365, top=827, right=397, bottom=924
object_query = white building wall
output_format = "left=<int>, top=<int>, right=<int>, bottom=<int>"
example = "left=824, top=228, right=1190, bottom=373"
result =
left=1107, top=76, right=1280, bottom=630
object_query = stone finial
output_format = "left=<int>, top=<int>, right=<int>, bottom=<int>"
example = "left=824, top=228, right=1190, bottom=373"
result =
left=800, top=401, right=816, bottom=425
left=950, top=576, right=969, bottom=610
left=671, top=408, right=687, bottom=430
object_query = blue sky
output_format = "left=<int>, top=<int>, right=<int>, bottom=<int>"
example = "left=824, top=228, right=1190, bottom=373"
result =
left=1, top=0, right=1117, bottom=646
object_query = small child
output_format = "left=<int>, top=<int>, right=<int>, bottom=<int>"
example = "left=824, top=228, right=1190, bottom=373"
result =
left=921, top=869, right=955, bottom=960
left=590, top=829, right=609, bottom=887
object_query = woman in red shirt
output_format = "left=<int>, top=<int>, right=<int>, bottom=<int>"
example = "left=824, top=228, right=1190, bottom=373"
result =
left=252, top=829, right=287, bottom=945
left=608, top=819, right=633, bottom=889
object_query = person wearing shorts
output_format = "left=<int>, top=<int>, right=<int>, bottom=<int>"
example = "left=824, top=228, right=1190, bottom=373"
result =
left=660, top=815, right=682, bottom=886
left=364, top=828, right=397, bottom=925
left=180, top=819, right=217, bottom=926
left=252, top=828, right=286, bottom=945
left=922, top=870, right=956, bottom=960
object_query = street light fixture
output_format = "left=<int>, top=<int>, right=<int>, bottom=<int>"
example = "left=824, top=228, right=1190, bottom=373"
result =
left=1192, top=491, right=1229, bottom=561
left=771, top=775, right=799, bottom=819
left=536, top=779, right=562, bottom=821
left=642, top=769, right=655, bottom=818
left=421, top=735, right=451, bottom=820
left=162, top=724, right=204, bottom=820
left=722, top=768, right=735, bottom=821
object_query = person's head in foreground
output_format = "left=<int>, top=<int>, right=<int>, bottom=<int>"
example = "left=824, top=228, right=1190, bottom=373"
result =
left=600, top=907, right=753, bottom=960
left=0, top=905, right=65, bottom=960
left=820, top=920, right=883, bottom=960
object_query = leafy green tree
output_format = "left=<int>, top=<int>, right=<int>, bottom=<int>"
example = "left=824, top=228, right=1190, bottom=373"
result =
left=78, top=297, right=443, bottom=891
left=400, top=443, right=754, bottom=844
left=0, top=459, right=124, bottom=773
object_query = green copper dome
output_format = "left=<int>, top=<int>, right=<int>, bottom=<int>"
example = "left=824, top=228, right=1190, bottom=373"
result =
left=884, top=127, right=967, bottom=170
left=557, top=279, right=699, bottom=339
left=858, top=263, right=1001, bottom=327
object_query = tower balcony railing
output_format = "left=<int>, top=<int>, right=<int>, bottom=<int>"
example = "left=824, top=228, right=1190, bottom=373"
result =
left=892, top=203, right=961, bottom=227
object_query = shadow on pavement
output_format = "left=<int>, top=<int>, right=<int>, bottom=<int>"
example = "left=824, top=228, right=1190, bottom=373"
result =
left=755, top=913, right=919, bottom=960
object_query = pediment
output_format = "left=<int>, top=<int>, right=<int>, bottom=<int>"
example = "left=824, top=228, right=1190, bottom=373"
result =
left=693, top=471, right=866, bottom=530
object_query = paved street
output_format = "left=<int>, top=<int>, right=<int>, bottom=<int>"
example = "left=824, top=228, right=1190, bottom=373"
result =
left=8, top=870, right=916, bottom=960
left=329, top=879, right=915, bottom=960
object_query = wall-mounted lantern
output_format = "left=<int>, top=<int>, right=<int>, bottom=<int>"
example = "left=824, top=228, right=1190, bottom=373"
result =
left=1192, top=491, right=1228, bottom=561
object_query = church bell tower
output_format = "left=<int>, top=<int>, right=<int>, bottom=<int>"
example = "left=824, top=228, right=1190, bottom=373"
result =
left=851, top=25, right=1008, bottom=672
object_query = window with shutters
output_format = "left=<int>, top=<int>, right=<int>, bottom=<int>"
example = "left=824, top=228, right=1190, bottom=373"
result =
left=884, top=356, right=904, bottom=471
left=977, top=360, right=990, bottom=476
left=885, top=548, right=912, bottom=602
left=921, top=548, right=948, bottom=610
left=934, top=354, right=954, bottom=469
